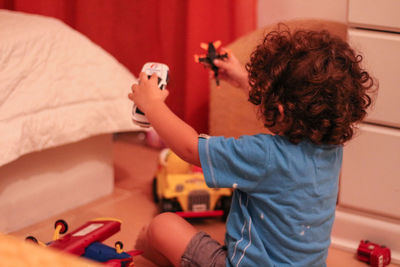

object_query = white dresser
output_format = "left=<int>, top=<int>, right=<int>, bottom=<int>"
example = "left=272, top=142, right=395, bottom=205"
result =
left=331, top=0, right=400, bottom=263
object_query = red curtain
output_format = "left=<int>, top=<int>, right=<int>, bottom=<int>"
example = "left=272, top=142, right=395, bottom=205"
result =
left=0, top=0, right=256, bottom=133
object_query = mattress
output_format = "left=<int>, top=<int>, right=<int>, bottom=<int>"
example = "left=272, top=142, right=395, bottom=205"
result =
left=0, top=10, right=140, bottom=167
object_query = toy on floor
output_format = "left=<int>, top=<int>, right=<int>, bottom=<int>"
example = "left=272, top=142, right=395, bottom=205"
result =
left=357, top=240, right=391, bottom=267
left=25, top=218, right=142, bottom=267
left=152, top=149, right=232, bottom=220
left=194, top=40, right=228, bottom=86
left=131, top=62, right=170, bottom=128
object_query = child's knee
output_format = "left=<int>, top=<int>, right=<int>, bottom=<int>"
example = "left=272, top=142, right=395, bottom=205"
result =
left=147, top=212, right=180, bottom=241
left=151, top=212, right=179, bottom=227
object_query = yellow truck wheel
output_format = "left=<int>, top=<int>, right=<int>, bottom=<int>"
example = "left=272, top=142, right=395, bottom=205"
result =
left=159, top=198, right=181, bottom=213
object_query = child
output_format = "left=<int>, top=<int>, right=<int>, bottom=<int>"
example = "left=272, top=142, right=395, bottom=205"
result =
left=128, top=26, right=375, bottom=267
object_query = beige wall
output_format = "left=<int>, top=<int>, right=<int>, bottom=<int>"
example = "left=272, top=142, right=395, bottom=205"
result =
left=257, top=0, right=348, bottom=27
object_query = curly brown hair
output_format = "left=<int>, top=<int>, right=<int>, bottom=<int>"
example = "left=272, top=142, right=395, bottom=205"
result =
left=246, top=25, right=376, bottom=145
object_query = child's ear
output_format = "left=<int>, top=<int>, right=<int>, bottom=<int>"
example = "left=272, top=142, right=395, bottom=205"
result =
left=277, top=104, right=285, bottom=122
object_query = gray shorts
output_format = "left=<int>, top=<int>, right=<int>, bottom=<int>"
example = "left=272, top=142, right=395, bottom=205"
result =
left=181, top=231, right=227, bottom=267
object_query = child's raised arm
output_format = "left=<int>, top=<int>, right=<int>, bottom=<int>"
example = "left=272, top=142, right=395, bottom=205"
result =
left=128, top=72, right=200, bottom=166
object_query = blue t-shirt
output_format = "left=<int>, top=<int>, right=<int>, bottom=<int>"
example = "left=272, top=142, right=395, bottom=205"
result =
left=198, top=134, right=342, bottom=267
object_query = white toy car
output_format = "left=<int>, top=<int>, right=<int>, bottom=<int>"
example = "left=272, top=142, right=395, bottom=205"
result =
left=132, top=62, right=169, bottom=127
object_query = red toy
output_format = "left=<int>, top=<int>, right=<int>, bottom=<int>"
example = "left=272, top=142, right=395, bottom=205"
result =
left=194, top=40, right=228, bottom=86
left=357, top=240, right=391, bottom=267
left=49, top=218, right=120, bottom=254
left=26, top=218, right=142, bottom=266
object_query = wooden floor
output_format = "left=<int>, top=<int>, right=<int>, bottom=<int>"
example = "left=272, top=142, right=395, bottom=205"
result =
left=10, top=132, right=398, bottom=266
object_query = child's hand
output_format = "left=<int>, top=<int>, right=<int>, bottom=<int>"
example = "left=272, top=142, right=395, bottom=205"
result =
left=128, top=72, right=169, bottom=113
left=212, top=49, right=249, bottom=90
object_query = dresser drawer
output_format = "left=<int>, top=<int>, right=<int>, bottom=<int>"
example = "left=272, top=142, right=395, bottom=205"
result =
left=340, top=123, right=400, bottom=219
left=348, top=0, right=400, bottom=32
left=348, top=28, right=400, bottom=127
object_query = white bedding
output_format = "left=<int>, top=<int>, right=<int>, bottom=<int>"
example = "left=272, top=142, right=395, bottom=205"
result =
left=0, top=10, right=140, bottom=166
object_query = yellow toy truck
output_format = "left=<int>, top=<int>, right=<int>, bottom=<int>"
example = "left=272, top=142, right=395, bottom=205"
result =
left=152, top=149, right=232, bottom=220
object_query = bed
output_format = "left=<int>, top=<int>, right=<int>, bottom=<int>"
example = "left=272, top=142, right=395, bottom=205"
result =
left=0, top=10, right=141, bottom=233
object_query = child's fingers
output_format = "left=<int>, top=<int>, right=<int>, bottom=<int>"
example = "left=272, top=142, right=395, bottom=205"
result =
left=146, top=73, right=159, bottom=88
left=214, top=59, right=230, bottom=72
left=138, top=71, right=150, bottom=84
left=131, top=83, right=139, bottom=93
left=213, top=60, right=226, bottom=71
left=150, top=73, right=158, bottom=81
